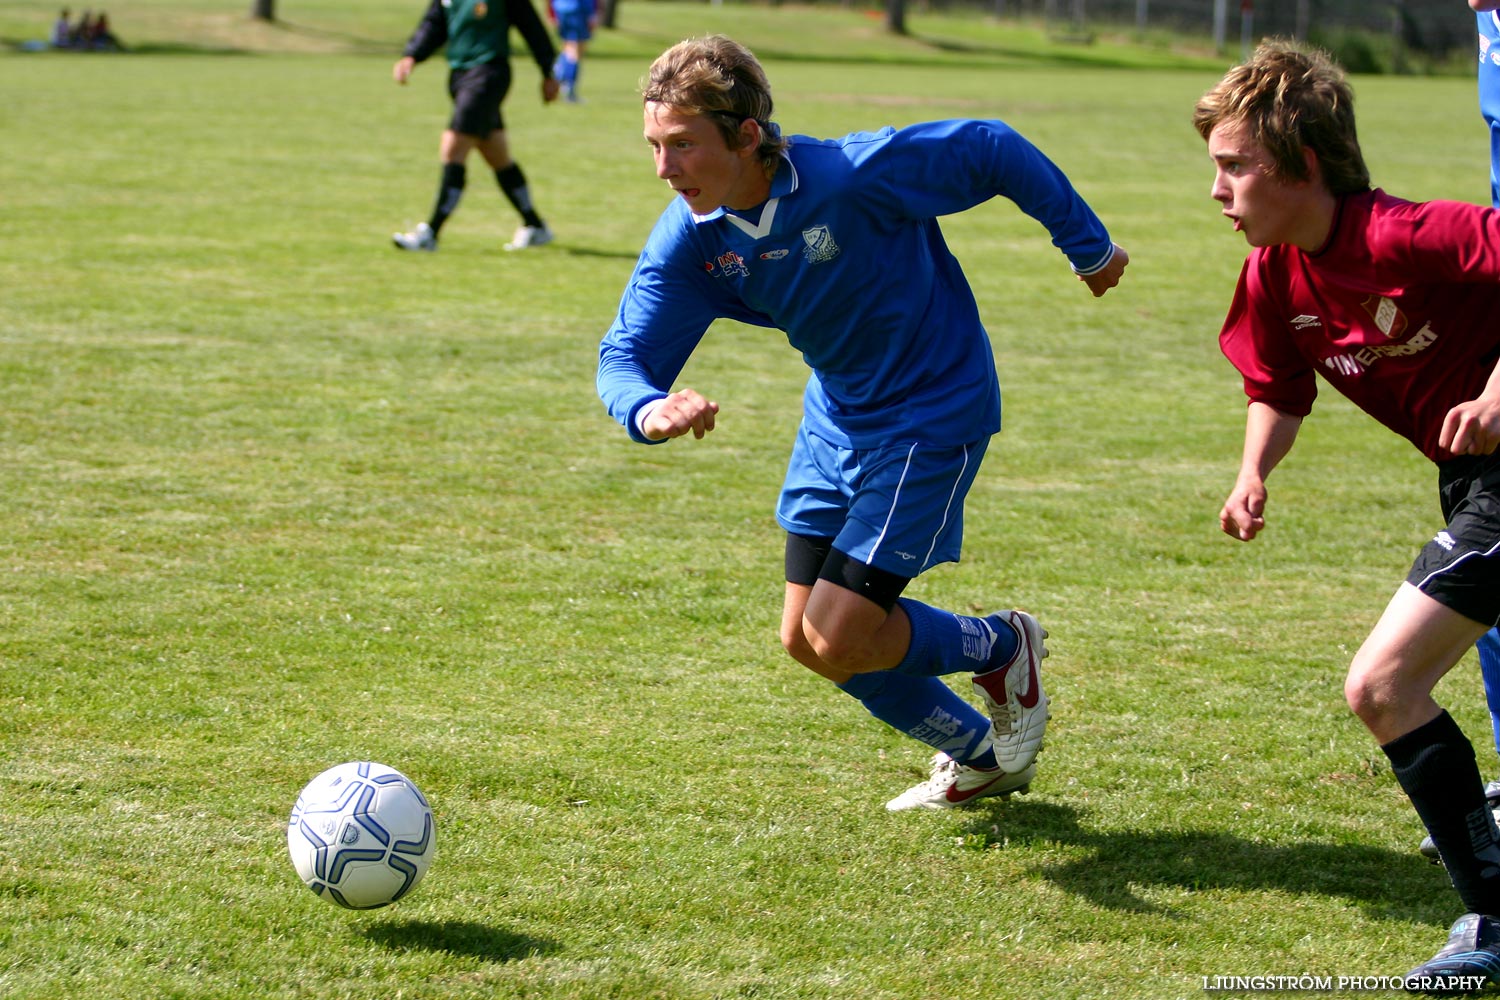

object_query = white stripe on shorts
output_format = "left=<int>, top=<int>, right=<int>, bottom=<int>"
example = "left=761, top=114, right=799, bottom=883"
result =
left=1413, top=537, right=1500, bottom=593
left=865, top=442, right=970, bottom=572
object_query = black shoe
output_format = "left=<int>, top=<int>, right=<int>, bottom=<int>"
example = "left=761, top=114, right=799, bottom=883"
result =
left=1403, top=913, right=1500, bottom=995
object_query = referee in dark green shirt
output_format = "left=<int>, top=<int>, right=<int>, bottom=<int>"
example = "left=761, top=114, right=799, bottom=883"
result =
left=392, top=0, right=559, bottom=252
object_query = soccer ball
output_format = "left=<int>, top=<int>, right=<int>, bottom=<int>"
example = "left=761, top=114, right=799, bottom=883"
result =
left=286, top=761, right=436, bottom=909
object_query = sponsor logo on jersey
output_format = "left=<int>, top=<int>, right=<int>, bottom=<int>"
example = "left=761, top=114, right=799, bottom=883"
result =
left=1322, top=322, right=1439, bottom=377
left=759, top=248, right=790, bottom=260
left=1290, top=314, right=1322, bottom=330
left=1361, top=295, right=1408, bottom=339
left=800, top=225, right=841, bottom=264
left=714, top=249, right=749, bottom=279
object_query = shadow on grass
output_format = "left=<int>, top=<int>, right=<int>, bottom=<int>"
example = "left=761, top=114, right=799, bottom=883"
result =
left=363, top=918, right=560, bottom=961
left=560, top=245, right=643, bottom=261
left=962, top=800, right=1453, bottom=924
left=262, top=18, right=398, bottom=55
left=601, top=25, right=1211, bottom=72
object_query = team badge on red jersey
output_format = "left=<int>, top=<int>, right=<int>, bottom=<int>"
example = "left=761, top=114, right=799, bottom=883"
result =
left=1360, top=295, right=1408, bottom=339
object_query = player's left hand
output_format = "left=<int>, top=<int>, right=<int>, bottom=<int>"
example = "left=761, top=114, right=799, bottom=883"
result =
left=1440, top=393, right=1500, bottom=455
left=1081, top=243, right=1128, bottom=297
left=542, top=77, right=561, bottom=103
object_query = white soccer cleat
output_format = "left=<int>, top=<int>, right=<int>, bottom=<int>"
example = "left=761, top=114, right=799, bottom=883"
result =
left=971, top=610, right=1050, bottom=774
left=392, top=222, right=436, bottom=252
left=885, top=751, right=1036, bottom=812
left=504, top=224, right=553, bottom=251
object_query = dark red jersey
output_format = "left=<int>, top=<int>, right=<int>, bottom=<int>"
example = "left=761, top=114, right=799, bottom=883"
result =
left=1220, top=188, right=1500, bottom=462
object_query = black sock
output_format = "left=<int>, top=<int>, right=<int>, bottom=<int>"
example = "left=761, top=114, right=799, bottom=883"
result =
left=1384, top=710, right=1500, bottom=914
left=428, top=163, right=465, bottom=234
left=496, top=163, right=543, bottom=228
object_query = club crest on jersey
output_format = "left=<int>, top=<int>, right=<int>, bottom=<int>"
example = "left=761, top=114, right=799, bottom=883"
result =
left=713, top=249, right=749, bottom=279
left=800, top=225, right=841, bottom=264
left=1360, top=295, right=1407, bottom=339
left=474, top=1, right=488, bottom=15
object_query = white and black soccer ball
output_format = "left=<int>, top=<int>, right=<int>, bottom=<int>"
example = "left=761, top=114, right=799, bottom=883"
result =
left=286, top=761, right=436, bottom=909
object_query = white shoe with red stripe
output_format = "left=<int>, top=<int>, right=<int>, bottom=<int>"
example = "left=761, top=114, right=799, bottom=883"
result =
left=971, top=610, right=1050, bottom=774
left=885, top=750, right=1036, bottom=812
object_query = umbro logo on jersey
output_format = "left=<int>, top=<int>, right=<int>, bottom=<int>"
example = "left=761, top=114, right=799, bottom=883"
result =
left=1435, top=530, right=1457, bottom=551
left=759, top=249, right=790, bottom=260
left=1291, top=314, right=1321, bottom=329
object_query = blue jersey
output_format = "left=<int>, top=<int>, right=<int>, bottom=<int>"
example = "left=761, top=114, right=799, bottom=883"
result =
left=597, top=119, right=1114, bottom=449
left=1479, top=10, right=1500, bottom=207
left=550, top=0, right=594, bottom=16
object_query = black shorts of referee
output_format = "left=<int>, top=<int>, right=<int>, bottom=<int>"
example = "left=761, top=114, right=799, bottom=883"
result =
left=448, top=60, right=512, bottom=137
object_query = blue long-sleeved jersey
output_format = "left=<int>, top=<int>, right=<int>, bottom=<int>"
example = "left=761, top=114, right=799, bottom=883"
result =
left=597, top=119, right=1114, bottom=448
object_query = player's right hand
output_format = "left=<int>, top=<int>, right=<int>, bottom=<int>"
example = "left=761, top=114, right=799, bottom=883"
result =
left=1081, top=243, right=1129, bottom=297
left=642, top=389, right=719, bottom=441
left=1219, top=482, right=1267, bottom=542
left=393, top=56, right=416, bottom=85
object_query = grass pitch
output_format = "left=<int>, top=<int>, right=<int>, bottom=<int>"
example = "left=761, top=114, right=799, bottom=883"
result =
left=0, top=2, right=1494, bottom=997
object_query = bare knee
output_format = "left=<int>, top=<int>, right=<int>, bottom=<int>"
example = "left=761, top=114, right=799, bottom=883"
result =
left=802, top=623, right=872, bottom=674
left=1343, top=660, right=1391, bottom=727
left=1345, top=652, right=1437, bottom=743
left=780, top=611, right=862, bottom=671
left=780, top=619, right=818, bottom=666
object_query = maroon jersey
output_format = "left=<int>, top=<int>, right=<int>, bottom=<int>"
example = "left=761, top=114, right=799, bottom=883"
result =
left=1220, top=189, right=1500, bottom=462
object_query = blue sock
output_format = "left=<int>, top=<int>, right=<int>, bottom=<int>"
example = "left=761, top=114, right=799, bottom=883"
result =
left=838, top=670, right=996, bottom=766
left=1479, top=628, right=1500, bottom=761
left=891, top=598, right=1019, bottom=678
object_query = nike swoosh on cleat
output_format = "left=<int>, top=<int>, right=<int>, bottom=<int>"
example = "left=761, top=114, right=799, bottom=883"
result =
left=945, top=774, right=1007, bottom=803
left=1016, top=654, right=1041, bottom=710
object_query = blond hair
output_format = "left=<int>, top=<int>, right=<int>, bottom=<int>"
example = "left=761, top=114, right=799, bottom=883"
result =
left=1193, top=39, right=1370, bottom=196
left=642, top=35, right=788, bottom=171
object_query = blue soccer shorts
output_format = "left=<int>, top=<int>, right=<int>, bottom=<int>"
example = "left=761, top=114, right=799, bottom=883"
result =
left=775, top=423, right=989, bottom=579
left=555, top=9, right=592, bottom=42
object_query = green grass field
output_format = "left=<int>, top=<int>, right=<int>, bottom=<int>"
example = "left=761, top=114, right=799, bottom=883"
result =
left=1, top=1, right=1496, bottom=997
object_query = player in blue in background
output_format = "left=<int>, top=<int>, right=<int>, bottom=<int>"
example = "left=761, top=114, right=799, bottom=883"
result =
left=1471, top=2, right=1500, bottom=783
left=548, top=0, right=595, bottom=102
left=597, top=36, right=1128, bottom=811
left=1417, top=2, right=1500, bottom=861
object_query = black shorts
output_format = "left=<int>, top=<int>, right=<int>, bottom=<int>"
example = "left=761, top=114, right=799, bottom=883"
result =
left=1406, top=452, right=1500, bottom=628
left=447, top=61, right=510, bottom=137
